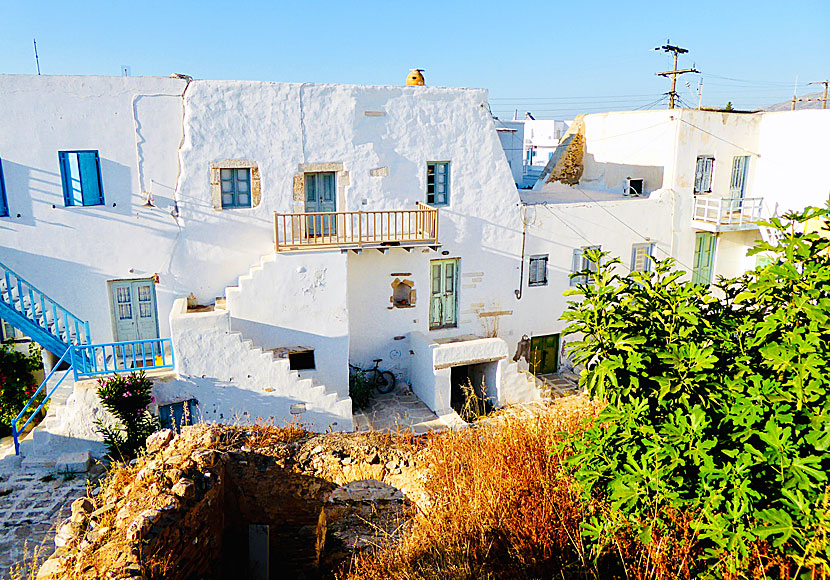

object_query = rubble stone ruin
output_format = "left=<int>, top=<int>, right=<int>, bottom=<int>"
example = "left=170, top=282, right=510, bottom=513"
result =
left=37, top=425, right=420, bottom=580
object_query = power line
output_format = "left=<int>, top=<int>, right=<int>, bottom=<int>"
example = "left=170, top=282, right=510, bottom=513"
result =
left=654, top=42, right=700, bottom=109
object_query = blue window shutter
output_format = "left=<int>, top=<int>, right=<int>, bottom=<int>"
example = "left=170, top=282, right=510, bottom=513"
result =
left=0, top=158, right=8, bottom=217
left=78, top=151, right=103, bottom=206
left=58, top=151, right=72, bottom=206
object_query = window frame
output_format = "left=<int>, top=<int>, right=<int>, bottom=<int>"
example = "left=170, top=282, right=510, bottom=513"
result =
left=528, top=254, right=549, bottom=286
left=730, top=155, right=750, bottom=197
left=0, top=157, right=8, bottom=217
left=58, top=150, right=105, bottom=207
left=426, top=161, right=450, bottom=207
left=220, top=167, right=252, bottom=209
left=630, top=243, right=655, bottom=273
left=571, top=245, right=601, bottom=286
left=694, top=155, right=714, bottom=195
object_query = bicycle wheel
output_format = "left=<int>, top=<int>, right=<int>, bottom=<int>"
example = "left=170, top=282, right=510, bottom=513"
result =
left=375, top=371, right=396, bottom=394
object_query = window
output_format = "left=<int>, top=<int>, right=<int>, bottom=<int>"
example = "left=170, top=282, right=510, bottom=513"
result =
left=571, top=246, right=601, bottom=286
left=58, top=151, right=104, bottom=206
left=220, top=167, right=251, bottom=208
left=288, top=349, right=315, bottom=371
left=426, top=162, right=450, bottom=206
left=528, top=255, right=548, bottom=286
left=694, top=155, right=714, bottom=194
left=730, top=156, right=750, bottom=197
left=159, top=399, right=198, bottom=433
left=430, top=258, right=458, bottom=330
left=692, top=232, right=717, bottom=285
left=630, top=243, right=655, bottom=273
left=0, top=158, right=7, bottom=217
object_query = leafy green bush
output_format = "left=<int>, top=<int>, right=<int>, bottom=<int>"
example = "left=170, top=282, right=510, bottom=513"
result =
left=0, top=342, right=43, bottom=434
left=562, top=206, right=830, bottom=576
left=349, top=367, right=373, bottom=410
left=95, top=370, right=159, bottom=460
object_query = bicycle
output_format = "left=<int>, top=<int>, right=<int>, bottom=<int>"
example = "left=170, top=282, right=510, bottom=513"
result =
left=349, top=359, right=396, bottom=394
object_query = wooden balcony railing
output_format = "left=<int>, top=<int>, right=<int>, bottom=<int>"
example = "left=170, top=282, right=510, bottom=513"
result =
left=275, top=202, right=439, bottom=252
left=692, top=196, right=763, bottom=232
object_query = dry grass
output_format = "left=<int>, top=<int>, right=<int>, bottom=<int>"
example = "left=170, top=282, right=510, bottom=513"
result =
left=343, top=396, right=605, bottom=580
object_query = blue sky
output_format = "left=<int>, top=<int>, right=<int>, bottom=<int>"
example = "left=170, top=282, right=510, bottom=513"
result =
left=2, top=0, right=828, bottom=118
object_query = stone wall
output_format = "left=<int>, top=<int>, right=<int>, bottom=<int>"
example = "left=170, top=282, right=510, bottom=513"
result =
left=36, top=424, right=419, bottom=580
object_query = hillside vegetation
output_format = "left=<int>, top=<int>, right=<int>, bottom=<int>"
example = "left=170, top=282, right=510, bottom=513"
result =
left=346, top=207, right=830, bottom=580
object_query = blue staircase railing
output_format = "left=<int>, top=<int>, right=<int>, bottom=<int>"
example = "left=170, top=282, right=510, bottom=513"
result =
left=0, top=260, right=91, bottom=356
left=72, top=337, right=174, bottom=380
left=11, top=337, right=175, bottom=456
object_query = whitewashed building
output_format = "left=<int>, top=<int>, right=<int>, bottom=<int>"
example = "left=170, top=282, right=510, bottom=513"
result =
left=1, top=74, right=828, bottom=462
left=0, top=74, right=545, bottom=460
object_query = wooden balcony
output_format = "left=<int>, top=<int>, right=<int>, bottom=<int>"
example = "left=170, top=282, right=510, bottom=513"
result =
left=274, top=202, right=440, bottom=253
left=692, top=196, right=763, bottom=232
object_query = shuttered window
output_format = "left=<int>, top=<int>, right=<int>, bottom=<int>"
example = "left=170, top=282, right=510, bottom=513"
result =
left=59, top=150, right=104, bottom=206
left=694, top=155, right=714, bottom=194
left=630, top=243, right=655, bottom=273
left=426, top=162, right=450, bottom=206
left=571, top=246, right=601, bottom=286
left=528, top=255, right=548, bottom=286
left=730, top=156, right=750, bottom=197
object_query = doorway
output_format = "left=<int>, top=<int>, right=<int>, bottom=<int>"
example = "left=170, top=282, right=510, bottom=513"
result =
left=304, top=172, right=336, bottom=236
left=108, top=278, right=159, bottom=343
left=449, top=361, right=497, bottom=418
left=529, top=334, right=559, bottom=375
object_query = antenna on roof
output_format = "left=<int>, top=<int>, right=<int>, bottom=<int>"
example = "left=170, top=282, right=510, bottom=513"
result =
left=33, top=39, right=41, bottom=75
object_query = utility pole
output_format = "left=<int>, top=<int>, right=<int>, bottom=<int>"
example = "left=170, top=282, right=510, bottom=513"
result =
left=808, top=80, right=829, bottom=109
left=654, top=42, right=699, bottom=109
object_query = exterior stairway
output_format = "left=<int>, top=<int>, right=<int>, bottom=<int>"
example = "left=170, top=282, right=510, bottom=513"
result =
left=0, top=260, right=90, bottom=356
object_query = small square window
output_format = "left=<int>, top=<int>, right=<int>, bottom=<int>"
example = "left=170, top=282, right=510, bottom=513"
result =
left=158, top=399, right=199, bottom=433
left=630, top=243, right=655, bottom=273
left=288, top=349, right=315, bottom=370
left=571, top=246, right=601, bottom=286
left=426, top=162, right=450, bottom=206
left=528, top=255, right=548, bottom=286
left=59, top=150, right=104, bottom=206
left=220, top=167, right=252, bottom=208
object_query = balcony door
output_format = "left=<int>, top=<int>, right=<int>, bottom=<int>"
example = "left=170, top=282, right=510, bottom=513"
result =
left=305, top=172, right=336, bottom=236
left=110, top=279, right=159, bottom=343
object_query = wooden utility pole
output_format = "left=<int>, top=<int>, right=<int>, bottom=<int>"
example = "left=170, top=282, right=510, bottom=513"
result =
left=654, top=42, right=699, bottom=109
left=808, top=80, right=829, bottom=109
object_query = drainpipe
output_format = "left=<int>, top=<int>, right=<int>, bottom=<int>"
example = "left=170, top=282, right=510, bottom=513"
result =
left=515, top=205, right=528, bottom=300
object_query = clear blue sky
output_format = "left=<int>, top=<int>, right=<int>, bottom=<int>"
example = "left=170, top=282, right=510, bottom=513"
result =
left=2, top=0, right=828, bottom=119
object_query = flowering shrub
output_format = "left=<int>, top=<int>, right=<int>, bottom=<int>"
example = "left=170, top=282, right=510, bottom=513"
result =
left=0, top=342, right=43, bottom=435
left=95, top=371, right=159, bottom=460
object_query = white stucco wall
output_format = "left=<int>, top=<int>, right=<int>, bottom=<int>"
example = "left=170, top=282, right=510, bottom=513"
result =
left=0, top=75, right=186, bottom=348
left=495, top=120, right=525, bottom=185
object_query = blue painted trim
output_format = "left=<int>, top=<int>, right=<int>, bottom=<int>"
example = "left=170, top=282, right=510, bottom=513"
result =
left=12, top=347, right=72, bottom=455
left=58, top=150, right=104, bottom=207
left=72, top=337, right=175, bottom=380
left=0, top=300, right=67, bottom=355
left=0, top=158, right=8, bottom=217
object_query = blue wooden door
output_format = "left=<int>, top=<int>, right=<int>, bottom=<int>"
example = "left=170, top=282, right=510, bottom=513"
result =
left=304, top=172, right=336, bottom=236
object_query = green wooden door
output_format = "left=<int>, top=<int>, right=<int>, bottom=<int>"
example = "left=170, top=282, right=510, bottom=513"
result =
left=530, top=334, right=560, bottom=375
left=429, top=259, right=458, bottom=330
left=692, top=232, right=717, bottom=285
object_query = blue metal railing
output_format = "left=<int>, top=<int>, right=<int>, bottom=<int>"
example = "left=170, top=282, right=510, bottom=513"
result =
left=11, top=347, right=73, bottom=456
left=72, top=337, right=174, bottom=380
left=11, top=337, right=175, bottom=455
left=0, top=260, right=91, bottom=354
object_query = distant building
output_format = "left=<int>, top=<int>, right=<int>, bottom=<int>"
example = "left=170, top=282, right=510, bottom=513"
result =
left=494, top=119, right=524, bottom=186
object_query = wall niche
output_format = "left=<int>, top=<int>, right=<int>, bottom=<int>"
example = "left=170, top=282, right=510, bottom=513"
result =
left=390, top=278, right=416, bottom=308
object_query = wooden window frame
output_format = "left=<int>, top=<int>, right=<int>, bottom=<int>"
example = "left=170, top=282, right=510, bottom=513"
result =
left=426, top=162, right=450, bottom=207
left=528, top=254, right=548, bottom=286
left=694, top=155, right=714, bottom=195
left=571, top=246, right=601, bottom=286
left=630, top=243, right=655, bottom=273
left=58, top=150, right=105, bottom=207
